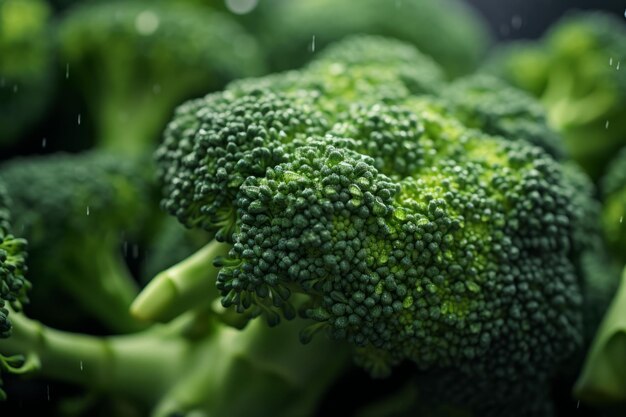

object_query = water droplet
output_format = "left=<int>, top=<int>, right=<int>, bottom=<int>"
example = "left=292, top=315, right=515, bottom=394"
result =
left=610, top=57, right=613, bottom=66
left=577, top=400, right=580, bottom=409
left=311, top=35, right=316, bottom=53
left=66, top=63, right=70, bottom=79
left=225, top=0, right=258, bottom=14
left=605, top=120, right=610, bottom=129
left=620, top=216, right=623, bottom=224
left=46, top=385, right=50, bottom=401
left=80, top=361, right=84, bottom=371
left=77, top=113, right=81, bottom=125
left=618, top=61, right=621, bottom=70
left=42, top=138, right=47, bottom=148
left=13, top=84, right=18, bottom=93
left=511, top=15, right=522, bottom=29
left=135, top=10, right=160, bottom=35
left=86, top=206, right=90, bottom=215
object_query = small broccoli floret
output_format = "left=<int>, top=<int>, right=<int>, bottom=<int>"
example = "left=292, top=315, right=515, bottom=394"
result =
left=58, top=1, right=266, bottom=155
left=0, top=183, right=31, bottom=400
left=0, top=0, right=53, bottom=146
left=0, top=151, right=152, bottom=332
left=602, top=149, right=626, bottom=263
left=443, top=75, right=566, bottom=159
left=250, top=0, right=491, bottom=78
left=485, top=12, right=626, bottom=178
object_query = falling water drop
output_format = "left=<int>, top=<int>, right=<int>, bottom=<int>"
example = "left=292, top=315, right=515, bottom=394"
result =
left=78, top=113, right=82, bottom=125
left=311, top=35, right=316, bottom=53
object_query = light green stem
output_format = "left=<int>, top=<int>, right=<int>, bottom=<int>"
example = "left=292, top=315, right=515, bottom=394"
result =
left=574, top=265, right=626, bottom=404
left=132, top=240, right=231, bottom=323
left=0, top=312, right=189, bottom=404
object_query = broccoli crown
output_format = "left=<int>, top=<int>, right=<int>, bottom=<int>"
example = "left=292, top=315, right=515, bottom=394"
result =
left=442, top=75, right=566, bottom=159
left=253, top=0, right=491, bottom=78
left=0, top=183, right=29, bottom=338
left=58, top=1, right=266, bottom=153
left=601, top=148, right=626, bottom=261
left=0, top=0, right=53, bottom=145
left=217, top=129, right=586, bottom=382
left=485, top=11, right=626, bottom=178
left=0, top=152, right=150, bottom=252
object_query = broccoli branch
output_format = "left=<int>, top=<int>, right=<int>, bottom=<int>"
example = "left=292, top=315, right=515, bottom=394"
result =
left=131, top=240, right=230, bottom=323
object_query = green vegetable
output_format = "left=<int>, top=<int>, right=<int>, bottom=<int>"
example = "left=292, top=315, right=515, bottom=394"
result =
left=0, top=151, right=152, bottom=333
left=58, top=1, right=266, bottom=155
left=602, top=149, right=626, bottom=263
left=132, top=36, right=604, bottom=416
left=485, top=12, right=626, bottom=179
left=0, top=0, right=53, bottom=146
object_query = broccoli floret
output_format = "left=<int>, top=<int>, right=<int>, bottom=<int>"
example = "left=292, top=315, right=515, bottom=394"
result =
left=485, top=12, right=626, bottom=179
left=442, top=75, right=566, bottom=159
left=0, top=151, right=152, bottom=333
left=0, top=0, right=53, bottom=147
left=250, top=0, right=491, bottom=78
left=58, top=1, right=266, bottom=155
left=0, top=183, right=31, bottom=400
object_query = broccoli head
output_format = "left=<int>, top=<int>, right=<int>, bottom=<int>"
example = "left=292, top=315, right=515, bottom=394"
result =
left=0, top=0, right=53, bottom=147
left=0, top=183, right=30, bottom=400
left=0, top=151, right=153, bottom=332
left=485, top=12, right=626, bottom=179
left=58, top=1, right=266, bottom=155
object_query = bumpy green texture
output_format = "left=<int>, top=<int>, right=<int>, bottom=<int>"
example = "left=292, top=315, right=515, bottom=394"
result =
left=250, top=0, right=491, bottom=78
left=0, top=0, right=53, bottom=146
left=0, top=183, right=29, bottom=400
left=0, top=152, right=152, bottom=332
left=58, top=1, right=266, bottom=155
left=485, top=12, right=626, bottom=179
left=602, top=149, right=626, bottom=263
left=443, top=75, right=566, bottom=159
left=151, top=36, right=603, bottom=416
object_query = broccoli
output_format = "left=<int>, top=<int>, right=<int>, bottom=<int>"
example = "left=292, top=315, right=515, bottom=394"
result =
left=248, top=0, right=491, bottom=78
left=0, top=0, right=53, bottom=147
left=58, top=1, right=266, bottom=155
left=131, top=37, right=604, bottom=416
left=485, top=12, right=626, bottom=179
left=601, top=149, right=626, bottom=264
left=0, top=151, right=153, bottom=333
left=0, top=183, right=31, bottom=400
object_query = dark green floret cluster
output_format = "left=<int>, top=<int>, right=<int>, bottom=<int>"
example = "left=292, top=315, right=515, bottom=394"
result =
left=144, top=34, right=603, bottom=416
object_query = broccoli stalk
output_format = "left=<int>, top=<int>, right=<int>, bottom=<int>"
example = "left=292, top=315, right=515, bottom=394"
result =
left=1, top=310, right=350, bottom=416
left=575, top=265, right=626, bottom=404
left=132, top=240, right=230, bottom=322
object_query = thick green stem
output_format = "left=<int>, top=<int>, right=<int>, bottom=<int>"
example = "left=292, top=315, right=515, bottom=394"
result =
left=574, top=265, right=626, bottom=404
left=0, top=312, right=189, bottom=404
left=152, top=317, right=351, bottom=417
left=132, top=240, right=231, bottom=323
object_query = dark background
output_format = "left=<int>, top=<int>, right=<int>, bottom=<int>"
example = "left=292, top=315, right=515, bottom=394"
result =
left=469, top=0, right=624, bottom=41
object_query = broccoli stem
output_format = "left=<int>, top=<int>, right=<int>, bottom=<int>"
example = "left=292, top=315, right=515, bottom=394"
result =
left=0, top=312, right=189, bottom=404
left=151, top=317, right=351, bottom=417
left=574, top=265, right=626, bottom=404
left=131, top=240, right=231, bottom=323
left=57, top=245, right=144, bottom=333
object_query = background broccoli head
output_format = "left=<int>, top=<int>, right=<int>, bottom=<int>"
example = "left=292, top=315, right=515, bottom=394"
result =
left=485, top=12, right=626, bottom=179
left=0, top=0, right=53, bottom=147
left=58, top=1, right=266, bottom=155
